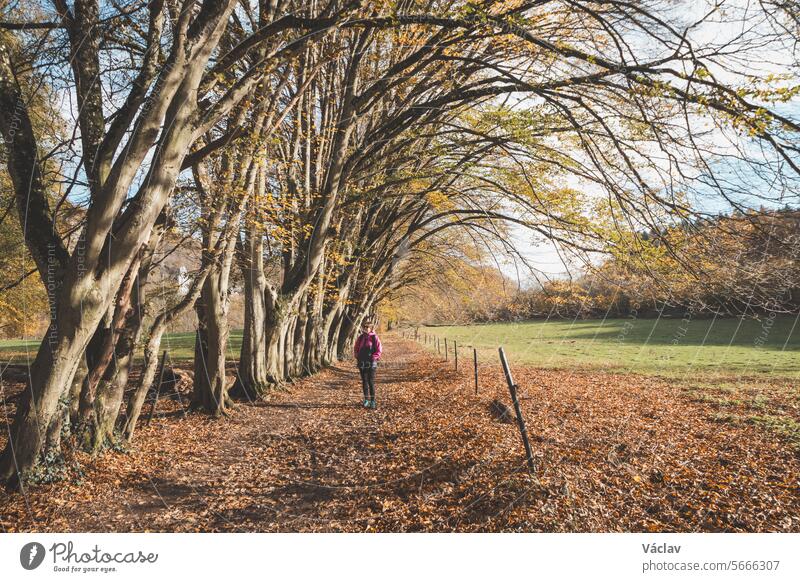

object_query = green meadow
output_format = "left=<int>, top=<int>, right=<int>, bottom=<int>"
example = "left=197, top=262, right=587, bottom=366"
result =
left=417, top=316, right=800, bottom=379
left=0, top=331, right=243, bottom=364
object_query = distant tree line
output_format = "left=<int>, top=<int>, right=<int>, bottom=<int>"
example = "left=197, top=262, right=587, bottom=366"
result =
left=392, top=209, right=800, bottom=324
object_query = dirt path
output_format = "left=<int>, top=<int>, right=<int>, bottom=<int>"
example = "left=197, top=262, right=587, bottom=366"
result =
left=2, top=336, right=798, bottom=532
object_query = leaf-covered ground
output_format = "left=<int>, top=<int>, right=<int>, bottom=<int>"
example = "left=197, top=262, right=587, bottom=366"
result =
left=1, top=336, right=798, bottom=532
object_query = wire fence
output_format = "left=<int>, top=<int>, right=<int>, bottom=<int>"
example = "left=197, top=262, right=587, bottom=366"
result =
left=399, top=327, right=536, bottom=473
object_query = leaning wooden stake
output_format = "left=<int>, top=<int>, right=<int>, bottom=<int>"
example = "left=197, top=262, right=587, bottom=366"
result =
left=473, top=348, right=478, bottom=394
left=498, top=347, right=535, bottom=473
left=146, top=350, right=169, bottom=425
left=445, top=338, right=448, bottom=361
left=454, top=340, right=458, bottom=371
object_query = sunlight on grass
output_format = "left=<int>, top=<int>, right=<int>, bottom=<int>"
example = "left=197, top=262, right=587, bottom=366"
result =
left=416, top=316, right=800, bottom=379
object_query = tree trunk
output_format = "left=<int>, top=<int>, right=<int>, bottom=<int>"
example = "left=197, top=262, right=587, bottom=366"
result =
left=43, top=402, right=68, bottom=461
left=122, top=261, right=211, bottom=442
left=0, top=309, right=102, bottom=487
left=68, top=356, right=88, bottom=427
left=86, top=281, right=148, bottom=451
left=92, top=363, right=128, bottom=449
left=263, top=287, right=290, bottom=386
left=122, top=331, right=164, bottom=442
left=325, top=309, right=344, bottom=365
left=192, top=273, right=232, bottom=416
left=75, top=256, right=142, bottom=451
left=74, top=311, right=112, bottom=450
left=337, top=310, right=359, bottom=360
left=304, top=268, right=326, bottom=373
left=292, top=293, right=309, bottom=377
left=233, top=230, right=269, bottom=399
left=88, top=216, right=163, bottom=449
left=284, top=313, right=298, bottom=379
left=303, top=312, right=320, bottom=374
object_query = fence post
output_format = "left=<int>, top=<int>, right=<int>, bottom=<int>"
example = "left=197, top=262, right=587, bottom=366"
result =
left=445, top=338, right=448, bottom=361
left=415, top=327, right=418, bottom=341
left=454, top=341, right=458, bottom=371
left=498, top=347, right=535, bottom=473
left=473, top=348, right=478, bottom=394
left=437, top=337, right=440, bottom=354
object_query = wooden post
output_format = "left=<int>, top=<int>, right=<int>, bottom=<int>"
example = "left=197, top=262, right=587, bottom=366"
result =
left=498, top=347, right=535, bottom=473
left=444, top=338, right=448, bottom=361
left=437, top=337, right=440, bottom=354
left=146, top=350, right=169, bottom=425
left=415, top=328, right=418, bottom=341
left=454, top=340, right=458, bottom=371
left=473, top=348, right=478, bottom=394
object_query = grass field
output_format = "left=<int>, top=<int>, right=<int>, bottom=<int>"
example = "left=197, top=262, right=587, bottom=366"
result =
left=417, top=316, right=800, bottom=379
left=0, top=331, right=244, bottom=364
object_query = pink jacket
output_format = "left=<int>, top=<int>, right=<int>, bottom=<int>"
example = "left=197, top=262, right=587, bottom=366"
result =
left=354, top=331, right=382, bottom=362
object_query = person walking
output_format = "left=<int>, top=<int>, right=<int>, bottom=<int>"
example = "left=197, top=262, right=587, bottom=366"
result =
left=353, top=320, right=382, bottom=409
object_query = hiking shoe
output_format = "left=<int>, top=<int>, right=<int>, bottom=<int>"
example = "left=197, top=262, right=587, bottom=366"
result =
left=369, top=399, right=377, bottom=409
left=363, top=399, right=370, bottom=407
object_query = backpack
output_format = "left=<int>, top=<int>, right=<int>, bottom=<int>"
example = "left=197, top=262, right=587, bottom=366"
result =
left=357, top=333, right=377, bottom=362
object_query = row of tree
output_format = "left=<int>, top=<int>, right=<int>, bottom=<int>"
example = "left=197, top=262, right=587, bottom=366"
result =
left=0, top=1, right=798, bottom=488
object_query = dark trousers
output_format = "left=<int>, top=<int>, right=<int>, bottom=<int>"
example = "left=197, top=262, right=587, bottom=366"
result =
left=359, top=366, right=376, bottom=400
